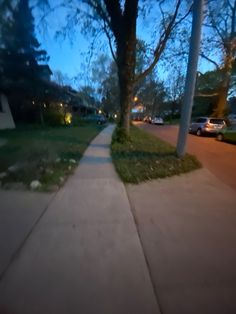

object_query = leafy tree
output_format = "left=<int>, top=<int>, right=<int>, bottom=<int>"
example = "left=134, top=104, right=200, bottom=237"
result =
left=52, top=70, right=72, bottom=87
left=92, top=40, right=149, bottom=115
left=77, top=85, right=97, bottom=108
left=165, top=65, right=185, bottom=113
left=0, top=0, right=49, bottom=91
left=69, top=0, right=192, bottom=138
left=200, top=0, right=236, bottom=117
left=99, top=60, right=119, bottom=115
left=0, top=0, right=52, bottom=125
left=136, top=75, right=166, bottom=117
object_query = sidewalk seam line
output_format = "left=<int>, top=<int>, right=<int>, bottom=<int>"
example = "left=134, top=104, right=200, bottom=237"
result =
left=0, top=191, right=58, bottom=281
left=125, top=186, right=164, bottom=314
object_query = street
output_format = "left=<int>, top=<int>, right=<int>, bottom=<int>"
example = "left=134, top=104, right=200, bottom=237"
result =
left=137, top=122, right=236, bottom=191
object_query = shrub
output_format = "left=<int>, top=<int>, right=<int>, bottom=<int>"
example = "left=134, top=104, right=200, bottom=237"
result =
left=43, top=108, right=64, bottom=126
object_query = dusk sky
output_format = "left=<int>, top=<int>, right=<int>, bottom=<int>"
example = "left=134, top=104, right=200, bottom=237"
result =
left=33, top=2, right=216, bottom=90
left=34, top=4, right=95, bottom=86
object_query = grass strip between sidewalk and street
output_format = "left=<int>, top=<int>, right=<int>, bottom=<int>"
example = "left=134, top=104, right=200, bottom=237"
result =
left=111, top=125, right=201, bottom=184
left=0, top=123, right=104, bottom=191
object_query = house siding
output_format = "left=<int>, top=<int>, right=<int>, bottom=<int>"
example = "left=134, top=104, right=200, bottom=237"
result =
left=0, top=94, right=15, bottom=129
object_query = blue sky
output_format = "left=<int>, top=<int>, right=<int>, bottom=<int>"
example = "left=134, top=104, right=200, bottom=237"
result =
left=37, top=29, right=89, bottom=79
left=33, top=2, right=216, bottom=90
left=34, top=4, right=92, bottom=85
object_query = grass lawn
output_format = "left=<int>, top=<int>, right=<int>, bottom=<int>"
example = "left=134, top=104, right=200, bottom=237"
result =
left=0, top=123, right=104, bottom=191
left=111, top=125, right=201, bottom=184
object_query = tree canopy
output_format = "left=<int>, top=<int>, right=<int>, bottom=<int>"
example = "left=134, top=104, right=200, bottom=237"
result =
left=0, top=0, right=50, bottom=93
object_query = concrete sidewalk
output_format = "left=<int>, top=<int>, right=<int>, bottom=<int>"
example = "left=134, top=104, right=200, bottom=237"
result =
left=127, top=169, right=236, bottom=314
left=0, top=125, right=160, bottom=314
left=0, top=190, right=55, bottom=278
left=1, top=124, right=236, bottom=314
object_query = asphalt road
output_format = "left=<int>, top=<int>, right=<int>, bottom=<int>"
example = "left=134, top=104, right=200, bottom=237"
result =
left=137, top=122, right=236, bottom=191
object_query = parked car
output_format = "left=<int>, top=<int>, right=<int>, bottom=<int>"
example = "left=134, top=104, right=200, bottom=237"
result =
left=228, top=114, right=236, bottom=125
left=143, top=116, right=152, bottom=123
left=216, top=125, right=236, bottom=143
left=151, top=116, right=164, bottom=125
left=132, top=115, right=142, bottom=121
left=83, top=114, right=107, bottom=125
left=189, top=117, right=226, bottom=136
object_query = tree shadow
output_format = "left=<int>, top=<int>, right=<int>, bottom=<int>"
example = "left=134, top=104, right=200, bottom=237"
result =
left=112, top=150, right=177, bottom=159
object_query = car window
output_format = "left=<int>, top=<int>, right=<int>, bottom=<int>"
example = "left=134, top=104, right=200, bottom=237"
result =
left=196, top=118, right=207, bottom=123
left=209, top=119, right=225, bottom=124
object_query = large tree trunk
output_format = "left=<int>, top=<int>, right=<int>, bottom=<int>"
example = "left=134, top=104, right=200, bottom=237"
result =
left=117, top=42, right=135, bottom=133
left=117, top=30, right=136, bottom=136
left=213, top=83, right=229, bottom=117
left=213, top=60, right=231, bottom=117
left=105, top=0, right=137, bottom=138
left=213, top=4, right=235, bottom=118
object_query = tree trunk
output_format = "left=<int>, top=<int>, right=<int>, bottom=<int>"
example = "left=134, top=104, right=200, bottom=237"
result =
left=117, top=64, right=133, bottom=133
left=213, top=0, right=235, bottom=118
left=213, top=84, right=229, bottom=117
left=117, top=37, right=136, bottom=136
left=213, top=60, right=231, bottom=117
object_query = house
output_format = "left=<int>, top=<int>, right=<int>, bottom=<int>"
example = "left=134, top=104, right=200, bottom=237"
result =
left=38, top=65, right=53, bottom=82
left=0, top=93, right=15, bottom=129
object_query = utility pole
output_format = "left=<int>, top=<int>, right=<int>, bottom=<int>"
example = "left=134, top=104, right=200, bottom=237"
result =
left=176, top=0, right=204, bottom=157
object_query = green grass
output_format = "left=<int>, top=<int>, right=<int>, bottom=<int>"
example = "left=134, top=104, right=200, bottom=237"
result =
left=0, top=123, right=104, bottom=191
left=111, top=125, right=201, bottom=184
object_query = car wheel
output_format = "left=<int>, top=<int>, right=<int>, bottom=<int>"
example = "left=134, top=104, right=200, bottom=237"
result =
left=217, top=133, right=224, bottom=141
left=196, top=128, right=202, bottom=136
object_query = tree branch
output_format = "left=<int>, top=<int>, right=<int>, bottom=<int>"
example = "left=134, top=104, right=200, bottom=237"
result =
left=104, top=0, right=123, bottom=41
left=200, top=53, right=220, bottom=69
left=102, top=20, right=117, bottom=64
left=207, top=9, right=225, bottom=43
left=135, top=0, right=190, bottom=84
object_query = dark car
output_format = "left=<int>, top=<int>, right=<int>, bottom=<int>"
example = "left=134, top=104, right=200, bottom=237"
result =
left=83, top=114, right=107, bottom=125
left=189, top=117, right=226, bottom=136
left=216, top=125, right=236, bottom=143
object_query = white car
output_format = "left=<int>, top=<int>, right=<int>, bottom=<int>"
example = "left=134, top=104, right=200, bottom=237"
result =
left=151, top=116, right=164, bottom=125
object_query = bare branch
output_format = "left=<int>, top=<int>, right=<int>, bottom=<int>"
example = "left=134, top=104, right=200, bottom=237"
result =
left=102, top=20, right=117, bottom=64
left=159, top=2, right=167, bottom=32
left=207, top=9, right=225, bottom=42
left=200, top=53, right=220, bottom=69
left=135, top=0, right=191, bottom=84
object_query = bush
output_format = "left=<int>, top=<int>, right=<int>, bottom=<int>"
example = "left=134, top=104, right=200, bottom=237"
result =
left=43, top=108, right=64, bottom=126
